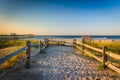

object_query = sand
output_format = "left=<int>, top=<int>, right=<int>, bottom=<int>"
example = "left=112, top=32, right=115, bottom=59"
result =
left=3, top=45, right=120, bottom=80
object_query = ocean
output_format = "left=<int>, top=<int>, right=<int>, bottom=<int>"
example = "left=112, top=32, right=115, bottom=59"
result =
left=24, top=35, right=120, bottom=40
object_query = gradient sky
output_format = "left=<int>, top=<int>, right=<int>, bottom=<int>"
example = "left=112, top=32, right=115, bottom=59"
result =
left=0, top=0, right=120, bottom=35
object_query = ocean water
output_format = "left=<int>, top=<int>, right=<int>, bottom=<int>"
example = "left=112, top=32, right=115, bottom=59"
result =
left=25, top=35, right=120, bottom=40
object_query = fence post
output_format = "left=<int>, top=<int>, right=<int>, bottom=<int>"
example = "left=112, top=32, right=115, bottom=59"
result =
left=40, top=41, right=43, bottom=51
left=45, top=38, right=47, bottom=45
left=46, top=38, right=49, bottom=45
left=25, top=41, right=31, bottom=68
left=102, top=46, right=107, bottom=67
left=73, top=39, right=76, bottom=48
left=39, top=41, right=42, bottom=53
left=82, top=36, right=85, bottom=53
left=45, top=38, right=49, bottom=45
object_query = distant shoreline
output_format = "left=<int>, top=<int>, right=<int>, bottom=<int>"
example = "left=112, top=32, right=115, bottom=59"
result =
left=32, top=35, right=120, bottom=40
left=1, top=35, right=120, bottom=41
left=0, top=34, right=34, bottom=40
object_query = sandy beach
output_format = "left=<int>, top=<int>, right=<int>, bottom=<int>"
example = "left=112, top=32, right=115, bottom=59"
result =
left=3, top=45, right=120, bottom=80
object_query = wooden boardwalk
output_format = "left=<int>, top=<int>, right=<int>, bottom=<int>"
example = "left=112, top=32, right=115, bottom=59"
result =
left=3, top=45, right=120, bottom=80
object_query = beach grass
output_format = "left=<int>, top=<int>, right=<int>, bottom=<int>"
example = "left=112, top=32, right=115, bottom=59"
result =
left=0, top=40, right=40, bottom=74
left=0, top=40, right=39, bottom=49
left=85, top=40, right=120, bottom=55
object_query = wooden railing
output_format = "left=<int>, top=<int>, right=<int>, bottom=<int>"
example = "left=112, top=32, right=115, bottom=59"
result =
left=0, top=38, right=49, bottom=79
left=48, top=38, right=120, bottom=74
left=0, top=37, right=120, bottom=79
left=73, top=37, right=120, bottom=74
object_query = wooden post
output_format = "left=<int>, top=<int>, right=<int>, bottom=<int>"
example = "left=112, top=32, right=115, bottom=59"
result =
left=39, top=41, right=42, bottom=53
left=47, top=38, right=49, bottom=45
left=45, top=37, right=49, bottom=45
left=46, top=38, right=49, bottom=45
left=102, top=46, right=107, bottom=67
left=73, top=39, right=76, bottom=48
left=45, top=38, right=47, bottom=45
left=25, top=41, right=31, bottom=68
left=82, top=36, right=85, bottom=53
left=63, top=41, right=65, bottom=46
left=40, top=41, right=43, bottom=51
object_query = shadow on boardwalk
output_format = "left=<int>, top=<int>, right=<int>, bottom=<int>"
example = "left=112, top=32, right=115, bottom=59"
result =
left=4, top=46, right=120, bottom=80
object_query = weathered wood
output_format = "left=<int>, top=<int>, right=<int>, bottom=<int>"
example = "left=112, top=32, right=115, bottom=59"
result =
left=75, top=45, right=82, bottom=51
left=42, top=45, right=47, bottom=50
left=105, top=63, right=120, bottom=74
left=82, top=36, right=85, bottom=53
left=76, top=42, right=103, bottom=53
left=45, top=38, right=49, bottom=45
left=46, top=38, right=49, bottom=45
left=31, top=44, right=39, bottom=47
left=76, top=41, right=82, bottom=45
left=0, top=58, right=27, bottom=80
left=106, top=52, right=120, bottom=60
left=0, top=47, right=26, bottom=64
left=0, top=40, right=49, bottom=79
left=76, top=41, right=120, bottom=74
left=102, top=46, right=107, bottom=66
left=39, top=41, right=42, bottom=53
left=48, top=39, right=73, bottom=46
left=49, top=39, right=120, bottom=61
left=76, top=42, right=120, bottom=60
left=40, top=41, right=43, bottom=52
left=73, top=39, right=76, bottom=47
left=84, top=50, right=103, bottom=62
left=76, top=45, right=120, bottom=74
left=31, top=49, right=41, bottom=57
left=49, top=40, right=66, bottom=45
left=25, top=41, right=31, bottom=68
left=76, top=44, right=102, bottom=62
left=45, top=38, right=47, bottom=44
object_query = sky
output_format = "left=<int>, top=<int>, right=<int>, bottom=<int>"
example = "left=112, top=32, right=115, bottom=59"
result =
left=0, top=0, right=120, bottom=35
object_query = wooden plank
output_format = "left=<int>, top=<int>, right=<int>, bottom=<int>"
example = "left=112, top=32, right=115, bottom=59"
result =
left=106, top=52, right=120, bottom=60
left=42, top=45, right=47, bottom=50
left=0, top=47, right=27, bottom=64
left=31, top=49, right=41, bottom=57
left=105, top=63, right=120, bottom=74
left=31, top=44, right=39, bottom=47
left=84, top=50, right=103, bottom=62
left=76, top=45, right=120, bottom=74
left=76, top=42, right=82, bottom=45
left=49, top=40, right=73, bottom=45
left=76, top=45, right=102, bottom=62
left=49, top=40, right=73, bottom=46
left=75, top=45, right=82, bottom=51
left=49, top=40, right=65, bottom=43
left=76, top=42, right=103, bottom=53
left=83, top=43, right=102, bottom=53
left=73, top=39, right=77, bottom=47
left=65, top=42, right=72, bottom=44
left=49, top=40, right=58, bottom=42
left=0, top=58, right=27, bottom=80
left=76, top=41, right=120, bottom=60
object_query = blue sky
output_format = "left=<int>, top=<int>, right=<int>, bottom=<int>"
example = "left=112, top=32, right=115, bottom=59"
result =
left=0, top=0, right=120, bottom=35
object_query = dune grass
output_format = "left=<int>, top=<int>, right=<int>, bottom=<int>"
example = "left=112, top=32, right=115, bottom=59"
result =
left=0, top=40, right=40, bottom=75
left=0, top=40, right=39, bottom=49
left=85, top=40, right=120, bottom=55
